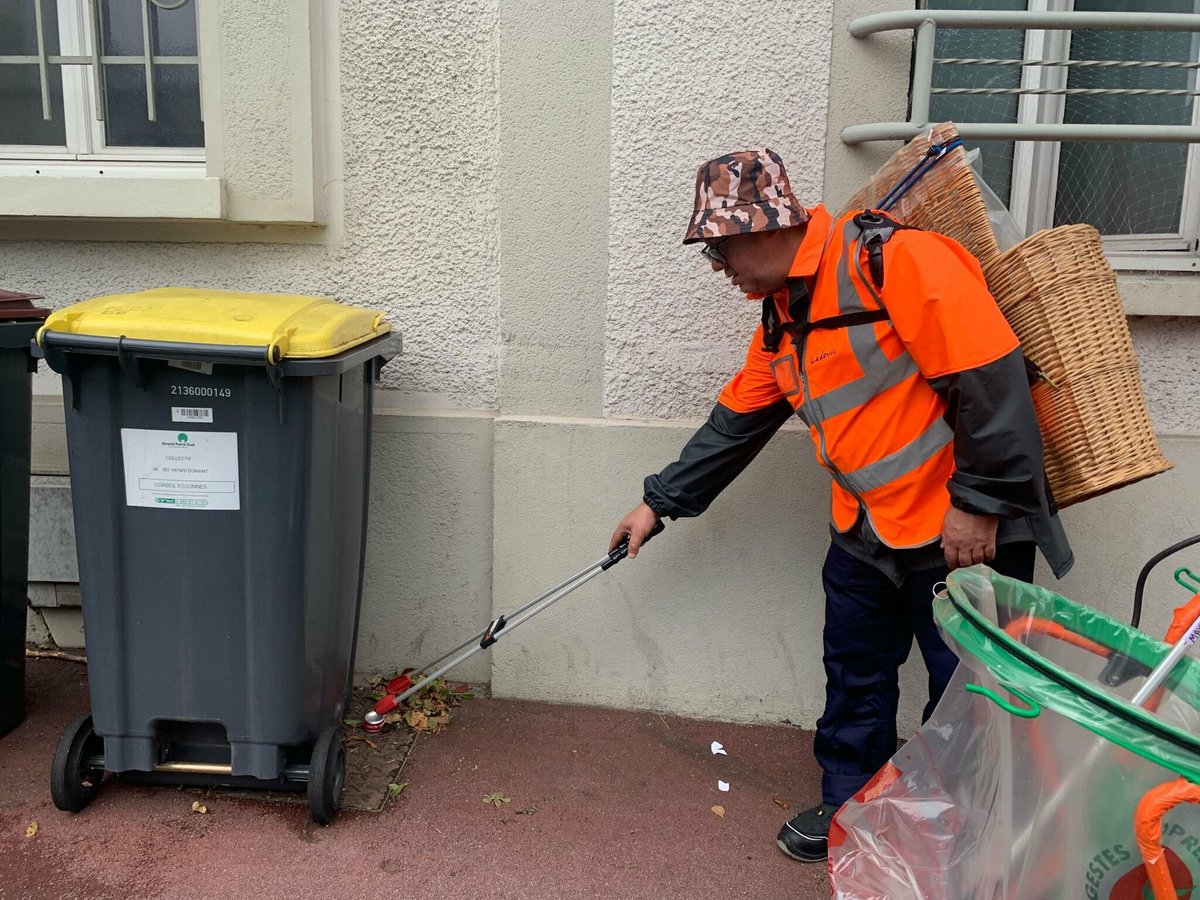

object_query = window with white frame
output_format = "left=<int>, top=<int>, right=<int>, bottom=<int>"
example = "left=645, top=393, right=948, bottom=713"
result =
left=0, top=0, right=203, bottom=170
left=923, top=0, right=1200, bottom=270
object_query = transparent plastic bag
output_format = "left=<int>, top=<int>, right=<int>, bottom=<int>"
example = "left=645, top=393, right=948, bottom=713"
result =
left=965, top=148, right=1025, bottom=252
left=839, top=122, right=1002, bottom=266
left=828, top=567, right=1200, bottom=900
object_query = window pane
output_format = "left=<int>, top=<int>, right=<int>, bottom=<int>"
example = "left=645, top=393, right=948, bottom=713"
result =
left=0, top=0, right=61, bottom=56
left=1053, top=0, right=1197, bottom=235
left=102, top=64, right=203, bottom=147
left=100, top=0, right=197, bottom=57
left=0, top=0, right=67, bottom=146
left=924, top=0, right=1028, bottom=205
left=0, top=65, right=67, bottom=146
left=149, top=0, right=197, bottom=55
left=98, top=0, right=202, bottom=149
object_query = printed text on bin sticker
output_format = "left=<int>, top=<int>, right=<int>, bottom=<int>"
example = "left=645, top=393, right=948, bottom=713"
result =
left=120, top=429, right=239, bottom=511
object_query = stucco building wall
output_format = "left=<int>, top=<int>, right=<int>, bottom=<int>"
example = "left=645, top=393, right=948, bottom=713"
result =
left=10, top=0, right=1199, bottom=732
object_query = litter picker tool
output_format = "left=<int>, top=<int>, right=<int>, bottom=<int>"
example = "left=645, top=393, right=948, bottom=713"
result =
left=362, top=521, right=665, bottom=732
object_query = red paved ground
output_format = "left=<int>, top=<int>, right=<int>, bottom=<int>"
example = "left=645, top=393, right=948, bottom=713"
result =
left=0, top=659, right=831, bottom=899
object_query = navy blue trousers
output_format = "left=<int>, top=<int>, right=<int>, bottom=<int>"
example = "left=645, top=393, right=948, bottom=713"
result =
left=815, top=541, right=1036, bottom=806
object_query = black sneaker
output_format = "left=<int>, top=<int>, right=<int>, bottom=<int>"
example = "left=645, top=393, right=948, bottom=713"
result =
left=776, top=801, right=839, bottom=862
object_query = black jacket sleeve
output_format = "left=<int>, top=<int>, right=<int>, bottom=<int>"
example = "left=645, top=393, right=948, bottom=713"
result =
left=927, top=348, right=1047, bottom=519
left=642, top=399, right=794, bottom=519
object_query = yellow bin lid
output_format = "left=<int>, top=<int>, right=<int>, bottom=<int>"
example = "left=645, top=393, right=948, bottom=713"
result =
left=40, top=287, right=391, bottom=360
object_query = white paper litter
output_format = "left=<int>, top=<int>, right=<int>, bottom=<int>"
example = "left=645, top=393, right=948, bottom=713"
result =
left=718, top=780, right=730, bottom=792
left=710, top=741, right=727, bottom=756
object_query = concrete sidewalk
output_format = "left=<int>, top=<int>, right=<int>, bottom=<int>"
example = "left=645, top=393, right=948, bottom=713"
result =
left=0, top=659, right=831, bottom=899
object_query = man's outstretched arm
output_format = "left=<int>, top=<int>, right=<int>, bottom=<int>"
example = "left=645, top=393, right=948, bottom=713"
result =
left=612, top=399, right=794, bottom=558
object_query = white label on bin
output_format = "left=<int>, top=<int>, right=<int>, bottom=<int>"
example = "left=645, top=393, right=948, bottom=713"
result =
left=120, top=429, right=240, bottom=511
left=172, top=406, right=214, bottom=424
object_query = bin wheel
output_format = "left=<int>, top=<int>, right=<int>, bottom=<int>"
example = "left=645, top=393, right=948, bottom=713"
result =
left=51, top=714, right=105, bottom=813
left=307, top=726, right=346, bottom=825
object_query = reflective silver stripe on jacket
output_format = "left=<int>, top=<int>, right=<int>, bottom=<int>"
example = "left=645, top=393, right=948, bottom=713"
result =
left=800, top=351, right=918, bottom=424
left=806, top=217, right=952, bottom=492
left=841, top=419, right=954, bottom=494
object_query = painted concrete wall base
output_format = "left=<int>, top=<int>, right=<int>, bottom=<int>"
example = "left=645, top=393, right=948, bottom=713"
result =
left=26, top=583, right=84, bottom=649
left=353, top=411, right=494, bottom=685
left=492, top=422, right=1200, bottom=735
left=492, top=415, right=837, bottom=726
left=26, top=410, right=1200, bottom=733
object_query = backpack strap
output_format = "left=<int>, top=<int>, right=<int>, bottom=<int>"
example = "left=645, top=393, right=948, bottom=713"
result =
left=788, top=308, right=890, bottom=339
left=761, top=279, right=812, bottom=354
left=852, top=211, right=915, bottom=291
left=760, top=213, right=911, bottom=353
left=761, top=295, right=783, bottom=353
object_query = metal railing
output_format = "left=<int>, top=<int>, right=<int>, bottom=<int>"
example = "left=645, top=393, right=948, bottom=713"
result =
left=841, top=9, right=1200, bottom=145
left=0, top=0, right=198, bottom=123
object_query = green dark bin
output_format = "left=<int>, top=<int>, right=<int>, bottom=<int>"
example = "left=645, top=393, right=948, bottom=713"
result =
left=0, top=291, right=50, bottom=739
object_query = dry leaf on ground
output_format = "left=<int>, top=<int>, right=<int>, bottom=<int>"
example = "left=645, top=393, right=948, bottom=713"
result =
left=711, top=806, right=725, bottom=818
left=773, top=797, right=790, bottom=810
left=25, top=822, right=38, bottom=838
left=405, top=709, right=429, bottom=730
left=191, top=801, right=208, bottom=814
left=371, top=672, right=473, bottom=735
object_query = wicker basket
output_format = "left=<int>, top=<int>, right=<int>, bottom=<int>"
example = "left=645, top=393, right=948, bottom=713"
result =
left=839, top=122, right=1000, bottom=268
left=982, top=224, right=1172, bottom=507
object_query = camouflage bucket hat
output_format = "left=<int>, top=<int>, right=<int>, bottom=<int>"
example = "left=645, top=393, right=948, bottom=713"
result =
left=683, top=147, right=809, bottom=244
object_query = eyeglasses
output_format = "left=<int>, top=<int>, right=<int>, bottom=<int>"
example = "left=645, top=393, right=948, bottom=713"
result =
left=700, top=236, right=729, bottom=265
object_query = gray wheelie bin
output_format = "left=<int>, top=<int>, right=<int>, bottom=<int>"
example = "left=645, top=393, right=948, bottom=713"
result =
left=0, top=291, right=50, bottom=739
left=36, top=287, right=401, bottom=823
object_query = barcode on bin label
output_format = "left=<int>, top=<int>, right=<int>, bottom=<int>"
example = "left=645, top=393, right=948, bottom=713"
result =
left=172, top=407, right=214, bottom=424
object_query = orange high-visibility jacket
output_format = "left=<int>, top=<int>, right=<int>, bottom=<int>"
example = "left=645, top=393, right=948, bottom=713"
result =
left=643, top=204, right=1072, bottom=579
left=716, top=205, right=1018, bottom=549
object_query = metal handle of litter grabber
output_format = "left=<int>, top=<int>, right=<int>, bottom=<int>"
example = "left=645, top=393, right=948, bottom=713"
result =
left=601, top=519, right=665, bottom=570
left=387, top=519, right=663, bottom=688
left=363, top=521, right=665, bottom=730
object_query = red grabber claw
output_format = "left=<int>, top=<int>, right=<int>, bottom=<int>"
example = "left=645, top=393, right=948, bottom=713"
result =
left=386, top=673, right=414, bottom=695
left=363, top=672, right=416, bottom=731
left=362, top=694, right=398, bottom=732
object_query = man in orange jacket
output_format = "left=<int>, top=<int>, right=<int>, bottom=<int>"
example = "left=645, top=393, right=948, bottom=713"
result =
left=610, top=147, right=1072, bottom=863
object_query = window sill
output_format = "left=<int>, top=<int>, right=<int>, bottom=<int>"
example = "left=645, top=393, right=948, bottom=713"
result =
left=1116, top=273, right=1200, bottom=317
left=1108, top=252, right=1200, bottom=275
left=0, top=173, right=224, bottom=220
